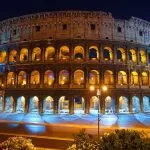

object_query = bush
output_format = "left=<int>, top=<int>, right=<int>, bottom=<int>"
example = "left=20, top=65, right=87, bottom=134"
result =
left=67, top=129, right=150, bottom=150
left=0, top=136, right=36, bottom=150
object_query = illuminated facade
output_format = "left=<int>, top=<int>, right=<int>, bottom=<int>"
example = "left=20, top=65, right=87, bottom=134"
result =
left=0, top=11, right=150, bottom=114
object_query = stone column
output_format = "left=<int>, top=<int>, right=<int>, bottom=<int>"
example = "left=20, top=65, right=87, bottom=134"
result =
left=140, top=94, right=144, bottom=112
left=128, top=95, right=132, bottom=113
left=69, top=96, right=74, bottom=114
left=100, top=95, right=105, bottom=114
left=85, top=96, right=90, bottom=114
left=115, top=94, right=119, bottom=113
left=53, top=96, right=58, bottom=114
left=25, top=96, right=29, bottom=113
left=38, top=96, right=43, bottom=114
left=13, top=96, right=17, bottom=112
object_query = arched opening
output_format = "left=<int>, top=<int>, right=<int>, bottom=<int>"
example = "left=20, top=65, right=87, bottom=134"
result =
left=90, top=96, right=99, bottom=114
left=118, top=71, right=127, bottom=85
left=32, top=47, right=41, bottom=61
left=131, top=71, right=139, bottom=86
left=59, top=46, right=70, bottom=60
left=29, top=96, right=39, bottom=113
left=44, top=70, right=54, bottom=86
left=89, top=46, right=99, bottom=60
left=117, top=48, right=126, bottom=62
left=7, top=72, right=15, bottom=85
left=74, top=46, right=84, bottom=60
left=18, top=71, right=27, bottom=86
left=141, top=72, right=149, bottom=85
left=132, top=96, right=140, bottom=113
left=5, top=96, right=14, bottom=112
left=0, top=51, right=7, bottom=63
left=9, top=49, right=17, bottom=62
left=129, top=49, right=137, bottom=63
left=43, top=96, right=53, bottom=114
left=74, top=97, right=85, bottom=114
left=89, top=70, right=99, bottom=85
left=74, top=70, right=84, bottom=85
left=105, top=96, right=115, bottom=114
left=20, top=48, right=28, bottom=62
left=103, top=47, right=113, bottom=61
left=30, top=71, right=40, bottom=85
left=143, top=96, right=150, bottom=112
left=139, top=50, right=146, bottom=64
left=58, top=96, right=69, bottom=114
left=0, top=96, right=3, bottom=111
left=119, top=96, right=128, bottom=113
left=45, top=46, right=55, bottom=60
left=104, top=70, right=114, bottom=85
left=16, top=96, right=25, bottom=113
left=59, top=70, right=69, bottom=85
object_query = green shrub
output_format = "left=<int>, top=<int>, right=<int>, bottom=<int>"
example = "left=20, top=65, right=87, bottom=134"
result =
left=0, top=136, right=36, bottom=150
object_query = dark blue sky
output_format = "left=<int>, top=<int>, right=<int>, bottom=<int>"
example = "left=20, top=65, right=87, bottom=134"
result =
left=0, top=0, right=150, bottom=21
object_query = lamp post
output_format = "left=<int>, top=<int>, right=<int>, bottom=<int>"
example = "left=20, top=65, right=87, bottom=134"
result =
left=90, top=85, right=107, bottom=140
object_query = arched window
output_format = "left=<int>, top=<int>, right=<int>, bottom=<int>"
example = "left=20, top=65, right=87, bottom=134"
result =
left=104, top=70, right=114, bottom=85
left=129, top=49, right=137, bottom=63
left=74, top=70, right=84, bottom=85
left=7, top=72, right=15, bottom=85
left=119, top=96, right=128, bottom=113
left=131, top=71, right=139, bottom=85
left=59, top=70, right=69, bottom=85
left=74, top=96, right=85, bottom=114
left=20, top=48, right=28, bottom=62
left=103, top=47, right=113, bottom=61
left=0, top=51, right=7, bottom=63
left=117, top=48, right=126, bottom=62
left=32, top=47, right=41, bottom=61
left=30, top=71, right=40, bottom=84
left=141, top=72, right=148, bottom=85
left=44, top=70, right=54, bottom=86
left=5, top=96, right=14, bottom=112
left=29, top=96, right=39, bottom=112
left=59, top=46, right=70, bottom=60
left=59, top=96, right=69, bottom=114
left=89, top=70, right=99, bottom=85
left=16, top=96, right=25, bottom=112
left=9, top=49, right=17, bottom=62
left=74, top=46, right=84, bottom=60
left=118, top=71, right=127, bottom=85
left=139, top=50, right=146, bottom=64
left=43, top=96, right=53, bottom=113
left=45, top=46, right=55, bottom=60
left=89, top=46, right=99, bottom=60
left=18, top=71, right=27, bottom=86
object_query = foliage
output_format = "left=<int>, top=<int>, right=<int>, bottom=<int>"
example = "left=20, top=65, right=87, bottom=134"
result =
left=0, top=136, right=36, bottom=150
left=67, top=129, right=150, bottom=150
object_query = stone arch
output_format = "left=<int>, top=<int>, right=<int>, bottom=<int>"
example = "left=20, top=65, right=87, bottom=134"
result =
left=29, top=96, right=39, bottom=112
left=59, top=46, right=70, bottom=60
left=20, top=48, right=28, bottom=62
left=118, top=96, right=129, bottom=113
left=129, top=49, right=137, bottom=63
left=5, top=96, right=14, bottom=112
left=74, top=96, right=85, bottom=114
left=9, top=49, right=17, bottom=62
left=74, top=46, right=84, bottom=60
left=43, top=96, right=54, bottom=114
left=103, top=47, right=113, bottom=61
left=58, top=96, right=69, bottom=114
left=59, top=70, right=69, bottom=85
left=45, top=46, right=55, bottom=60
left=89, top=70, right=99, bottom=85
left=18, top=71, right=27, bottom=86
left=143, top=96, right=150, bottom=112
left=139, top=49, right=146, bottom=64
left=131, top=71, right=139, bottom=85
left=90, top=96, right=98, bottom=114
left=117, top=48, right=126, bottom=62
left=32, top=47, right=41, bottom=61
left=105, top=96, right=115, bottom=114
left=30, top=70, right=40, bottom=85
left=44, top=70, right=54, bottom=86
left=132, top=96, right=140, bottom=113
left=104, top=70, right=114, bottom=85
left=89, top=46, right=99, bottom=60
left=118, top=71, right=127, bottom=85
left=74, top=70, right=84, bottom=85
left=16, top=96, right=25, bottom=112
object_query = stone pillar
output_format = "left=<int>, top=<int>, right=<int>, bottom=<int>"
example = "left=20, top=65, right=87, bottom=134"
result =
left=2, top=94, right=5, bottom=112
left=115, top=95, right=119, bottom=113
left=69, top=96, right=74, bottom=114
left=25, top=96, right=29, bottom=113
left=100, top=95, right=105, bottom=114
left=40, top=69, right=44, bottom=88
left=85, top=96, right=90, bottom=114
left=13, top=96, right=17, bottom=112
left=140, top=94, right=144, bottom=112
left=128, top=95, right=132, bottom=113
left=39, top=96, right=43, bottom=114
left=53, top=96, right=58, bottom=114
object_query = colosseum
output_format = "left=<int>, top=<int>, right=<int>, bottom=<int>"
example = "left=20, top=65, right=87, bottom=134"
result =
left=0, top=11, right=149, bottom=115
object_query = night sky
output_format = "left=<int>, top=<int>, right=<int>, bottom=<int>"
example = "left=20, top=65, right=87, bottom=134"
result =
left=0, top=0, right=150, bottom=21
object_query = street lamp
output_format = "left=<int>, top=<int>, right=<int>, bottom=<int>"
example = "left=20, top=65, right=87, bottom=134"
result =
left=90, top=85, right=108, bottom=140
